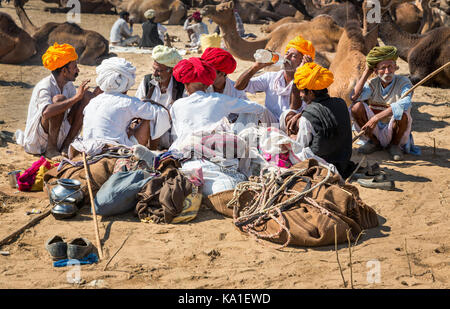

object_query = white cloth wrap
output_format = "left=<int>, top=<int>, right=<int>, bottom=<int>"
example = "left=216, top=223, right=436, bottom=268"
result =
left=96, top=57, right=136, bottom=94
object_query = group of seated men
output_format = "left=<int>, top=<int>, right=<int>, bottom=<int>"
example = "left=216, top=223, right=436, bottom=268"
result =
left=16, top=34, right=417, bottom=180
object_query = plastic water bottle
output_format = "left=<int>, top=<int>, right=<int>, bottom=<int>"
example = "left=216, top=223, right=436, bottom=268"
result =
left=253, top=49, right=283, bottom=64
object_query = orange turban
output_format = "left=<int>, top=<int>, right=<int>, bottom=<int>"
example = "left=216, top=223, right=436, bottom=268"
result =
left=42, top=42, right=78, bottom=71
left=200, top=47, right=237, bottom=74
left=294, top=62, right=334, bottom=91
left=173, top=57, right=216, bottom=86
left=284, top=35, right=315, bottom=60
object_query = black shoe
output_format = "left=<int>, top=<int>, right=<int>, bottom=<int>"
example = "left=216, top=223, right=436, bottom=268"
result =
left=45, top=235, right=67, bottom=261
left=67, top=238, right=93, bottom=260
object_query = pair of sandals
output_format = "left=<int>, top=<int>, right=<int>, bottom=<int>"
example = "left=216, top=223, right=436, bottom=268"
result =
left=353, top=163, right=395, bottom=191
left=45, top=236, right=93, bottom=261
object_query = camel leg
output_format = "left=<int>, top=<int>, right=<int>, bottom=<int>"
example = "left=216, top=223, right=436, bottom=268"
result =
left=350, top=101, right=380, bottom=145
left=390, top=112, right=408, bottom=146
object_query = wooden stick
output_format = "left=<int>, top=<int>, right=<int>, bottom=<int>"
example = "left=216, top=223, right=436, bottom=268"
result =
left=82, top=152, right=103, bottom=260
left=334, top=224, right=347, bottom=287
left=405, top=238, right=412, bottom=277
left=347, top=229, right=354, bottom=289
left=103, top=233, right=131, bottom=271
left=345, top=155, right=367, bottom=183
left=0, top=209, right=51, bottom=247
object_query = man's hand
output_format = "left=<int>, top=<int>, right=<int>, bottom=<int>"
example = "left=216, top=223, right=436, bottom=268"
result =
left=253, top=62, right=273, bottom=70
left=285, top=112, right=302, bottom=136
left=361, top=116, right=379, bottom=133
left=300, top=55, right=313, bottom=67
left=75, top=79, right=90, bottom=101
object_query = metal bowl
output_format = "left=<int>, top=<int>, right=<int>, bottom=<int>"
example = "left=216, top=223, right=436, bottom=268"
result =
left=50, top=178, right=84, bottom=204
left=51, top=202, right=78, bottom=220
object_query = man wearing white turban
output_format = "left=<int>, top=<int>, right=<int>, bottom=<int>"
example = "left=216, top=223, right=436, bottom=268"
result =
left=139, top=9, right=166, bottom=48
left=135, top=45, right=184, bottom=149
left=70, top=57, right=171, bottom=156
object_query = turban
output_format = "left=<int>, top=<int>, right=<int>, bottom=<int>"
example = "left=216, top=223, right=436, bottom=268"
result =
left=144, top=9, right=155, bottom=20
left=96, top=57, right=136, bottom=93
left=200, top=47, right=237, bottom=74
left=42, top=42, right=78, bottom=71
left=192, top=11, right=202, bottom=22
left=173, top=57, right=216, bottom=86
left=152, top=45, right=183, bottom=68
left=366, top=46, right=398, bottom=69
left=294, top=62, right=334, bottom=91
left=284, top=35, right=315, bottom=60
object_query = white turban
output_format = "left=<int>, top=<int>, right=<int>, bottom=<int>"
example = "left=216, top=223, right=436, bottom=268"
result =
left=152, top=45, right=183, bottom=68
left=96, top=57, right=136, bottom=93
left=144, top=9, right=155, bottom=20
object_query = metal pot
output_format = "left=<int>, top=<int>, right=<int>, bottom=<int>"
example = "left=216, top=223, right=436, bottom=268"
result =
left=7, top=170, right=21, bottom=188
left=51, top=202, right=78, bottom=220
left=50, top=179, right=84, bottom=204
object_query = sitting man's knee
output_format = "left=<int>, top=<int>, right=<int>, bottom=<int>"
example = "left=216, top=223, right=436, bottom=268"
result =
left=52, top=94, right=66, bottom=104
left=351, top=101, right=365, bottom=116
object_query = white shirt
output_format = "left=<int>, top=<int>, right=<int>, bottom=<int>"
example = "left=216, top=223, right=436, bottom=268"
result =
left=295, top=116, right=316, bottom=148
left=110, top=18, right=132, bottom=43
left=244, top=70, right=293, bottom=119
left=17, top=74, right=76, bottom=154
left=169, top=91, right=265, bottom=151
left=206, top=77, right=248, bottom=100
left=135, top=76, right=176, bottom=108
left=80, top=92, right=170, bottom=147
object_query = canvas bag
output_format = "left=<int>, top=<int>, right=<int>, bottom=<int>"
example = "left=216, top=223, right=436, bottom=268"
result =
left=94, top=170, right=153, bottom=216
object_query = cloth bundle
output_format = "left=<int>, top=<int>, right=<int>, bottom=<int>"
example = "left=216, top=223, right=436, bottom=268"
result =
left=18, top=157, right=58, bottom=191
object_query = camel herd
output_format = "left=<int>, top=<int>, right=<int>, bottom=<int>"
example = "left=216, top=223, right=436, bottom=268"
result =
left=1, top=0, right=449, bottom=89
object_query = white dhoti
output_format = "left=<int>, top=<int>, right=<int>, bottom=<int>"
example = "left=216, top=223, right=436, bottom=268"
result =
left=352, top=102, right=412, bottom=148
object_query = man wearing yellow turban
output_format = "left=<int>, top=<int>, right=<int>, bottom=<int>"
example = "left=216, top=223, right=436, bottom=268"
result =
left=350, top=45, right=417, bottom=161
left=281, top=62, right=355, bottom=178
left=16, top=43, right=95, bottom=159
left=235, top=35, right=315, bottom=125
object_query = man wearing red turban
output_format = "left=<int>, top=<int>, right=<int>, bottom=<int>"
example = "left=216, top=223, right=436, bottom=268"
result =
left=16, top=43, right=97, bottom=160
left=183, top=11, right=209, bottom=49
left=169, top=57, right=266, bottom=151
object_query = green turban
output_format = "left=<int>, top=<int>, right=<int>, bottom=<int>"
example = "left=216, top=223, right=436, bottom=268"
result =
left=366, top=46, right=398, bottom=69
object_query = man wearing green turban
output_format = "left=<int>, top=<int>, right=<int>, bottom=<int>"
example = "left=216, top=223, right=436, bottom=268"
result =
left=350, top=45, right=420, bottom=161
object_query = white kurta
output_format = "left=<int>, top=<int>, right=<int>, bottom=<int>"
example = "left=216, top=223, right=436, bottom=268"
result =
left=205, top=77, right=248, bottom=100
left=110, top=18, right=132, bottom=43
left=15, top=74, right=76, bottom=154
left=135, top=76, right=176, bottom=108
left=244, top=70, right=306, bottom=121
left=169, top=91, right=265, bottom=151
left=70, top=92, right=171, bottom=155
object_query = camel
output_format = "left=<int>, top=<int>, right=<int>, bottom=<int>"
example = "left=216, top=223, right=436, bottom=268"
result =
left=118, top=0, right=187, bottom=24
left=14, top=0, right=110, bottom=66
left=40, top=0, right=117, bottom=14
left=229, top=0, right=285, bottom=24
left=379, top=9, right=450, bottom=88
left=390, top=1, right=423, bottom=33
left=0, top=12, right=36, bottom=64
left=289, top=0, right=364, bottom=27
left=328, top=1, right=380, bottom=106
left=200, top=1, right=343, bottom=68
left=260, top=12, right=305, bottom=33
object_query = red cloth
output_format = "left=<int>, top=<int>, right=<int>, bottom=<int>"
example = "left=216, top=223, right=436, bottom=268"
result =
left=201, top=47, right=237, bottom=74
left=192, top=11, right=202, bottom=22
left=172, top=57, right=216, bottom=86
left=17, top=157, right=57, bottom=191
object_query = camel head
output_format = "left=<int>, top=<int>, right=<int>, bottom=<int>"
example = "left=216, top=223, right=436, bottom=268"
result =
left=200, top=0, right=234, bottom=25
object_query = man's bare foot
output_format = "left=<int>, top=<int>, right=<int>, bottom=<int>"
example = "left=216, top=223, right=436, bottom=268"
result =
left=44, top=148, right=64, bottom=161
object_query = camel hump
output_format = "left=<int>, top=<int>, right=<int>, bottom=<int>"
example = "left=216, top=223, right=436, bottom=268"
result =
left=0, top=12, right=23, bottom=37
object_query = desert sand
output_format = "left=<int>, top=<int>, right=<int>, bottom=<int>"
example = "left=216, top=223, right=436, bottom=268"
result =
left=0, top=0, right=449, bottom=290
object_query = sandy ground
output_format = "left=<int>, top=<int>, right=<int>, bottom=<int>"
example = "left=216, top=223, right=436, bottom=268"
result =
left=0, top=1, right=449, bottom=290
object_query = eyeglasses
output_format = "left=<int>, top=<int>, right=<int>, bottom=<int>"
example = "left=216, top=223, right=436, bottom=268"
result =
left=377, top=65, right=396, bottom=72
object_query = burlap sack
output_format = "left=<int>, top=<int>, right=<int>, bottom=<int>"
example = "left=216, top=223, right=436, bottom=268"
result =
left=203, top=190, right=235, bottom=218
left=234, top=159, right=379, bottom=247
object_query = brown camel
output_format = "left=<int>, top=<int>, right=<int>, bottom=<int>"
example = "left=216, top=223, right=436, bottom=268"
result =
left=40, top=0, right=117, bottom=14
left=14, top=0, right=110, bottom=66
left=118, top=0, right=187, bottom=24
left=290, top=0, right=364, bottom=27
left=0, top=12, right=36, bottom=64
left=201, top=1, right=343, bottom=68
left=328, top=0, right=382, bottom=106
left=379, top=9, right=450, bottom=88
left=260, top=11, right=305, bottom=33
left=230, top=0, right=284, bottom=24
left=391, top=1, right=423, bottom=33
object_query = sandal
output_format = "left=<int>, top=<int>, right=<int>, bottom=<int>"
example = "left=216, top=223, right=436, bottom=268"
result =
left=45, top=235, right=67, bottom=261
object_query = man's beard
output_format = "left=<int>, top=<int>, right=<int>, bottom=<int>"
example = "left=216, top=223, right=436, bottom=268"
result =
left=380, top=73, right=394, bottom=83
left=282, top=59, right=295, bottom=72
left=154, top=75, right=162, bottom=82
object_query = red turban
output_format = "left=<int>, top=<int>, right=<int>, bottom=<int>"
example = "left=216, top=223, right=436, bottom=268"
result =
left=173, top=57, right=217, bottom=86
left=201, top=47, right=237, bottom=74
left=192, top=11, right=202, bottom=22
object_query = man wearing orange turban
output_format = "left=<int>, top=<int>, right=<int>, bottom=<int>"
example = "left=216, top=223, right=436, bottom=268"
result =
left=281, top=62, right=355, bottom=178
left=169, top=57, right=265, bottom=151
left=16, top=43, right=96, bottom=159
left=235, top=35, right=315, bottom=125
left=200, top=47, right=248, bottom=122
